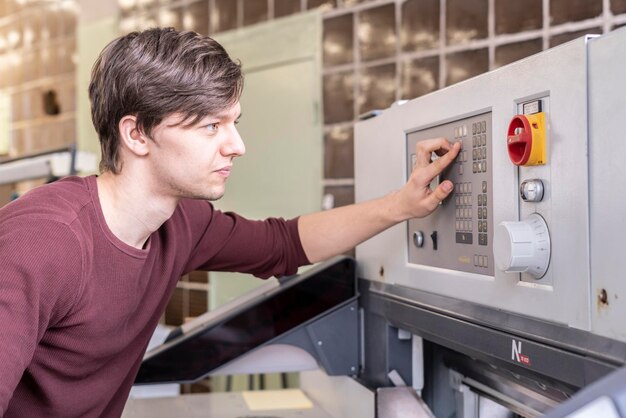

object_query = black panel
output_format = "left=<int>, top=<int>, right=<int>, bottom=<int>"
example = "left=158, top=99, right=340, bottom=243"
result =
left=135, top=257, right=356, bottom=384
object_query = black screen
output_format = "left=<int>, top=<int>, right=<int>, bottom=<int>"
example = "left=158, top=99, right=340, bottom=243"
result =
left=135, top=256, right=356, bottom=384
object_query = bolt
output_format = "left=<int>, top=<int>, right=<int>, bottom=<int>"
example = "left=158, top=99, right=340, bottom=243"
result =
left=599, top=289, right=609, bottom=306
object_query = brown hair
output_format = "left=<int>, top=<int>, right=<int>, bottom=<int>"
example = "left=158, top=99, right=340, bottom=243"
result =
left=89, top=28, right=244, bottom=174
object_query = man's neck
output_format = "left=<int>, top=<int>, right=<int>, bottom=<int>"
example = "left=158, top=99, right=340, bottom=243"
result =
left=96, top=171, right=179, bottom=249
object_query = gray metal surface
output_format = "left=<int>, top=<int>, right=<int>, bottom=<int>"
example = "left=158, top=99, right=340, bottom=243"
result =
left=122, top=392, right=336, bottom=418
left=406, top=112, right=494, bottom=276
left=359, top=279, right=626, bottom=389
left=377, top=387, right=435, bottom=418
left=588, top=28, right=626, bottom=343
left=355, top=36, right=593, bottom=331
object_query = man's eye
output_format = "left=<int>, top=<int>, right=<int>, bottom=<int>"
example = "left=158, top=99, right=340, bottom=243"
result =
left=206, top=123, right=219, bottom=132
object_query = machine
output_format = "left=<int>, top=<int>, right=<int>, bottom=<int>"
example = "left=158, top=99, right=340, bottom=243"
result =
left=129, top=28, right=626, bottom=417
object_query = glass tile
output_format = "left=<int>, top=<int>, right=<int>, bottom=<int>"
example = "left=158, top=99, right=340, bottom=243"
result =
left=243, top=0, right=268, bottom=27
left=445, top=48, right=488, bottom=86
left=60, top=3, right=78, bottom=37
left=307, top=0, right=337, bottom=11
left=275, top=0, right=301, bottom=18
left=612, top=0, right=626, bottom=14
left=323, top=13, right=353, bottom=67
left=323, top=71, right=354, bottom=124
left=358, top=63, right=396, bottom=115
left=213, top=0, right=238, bottom=33
left=549, top=27, right=602, bottom=47
left=323, top=186, right=354, bottom=208
left=494, top=39, right=542, bottom=68
left=189, top=289, right=208, bottom=317
left=165, top=288, right=184, bottom=326
left=495, top=0, right=542, bottom=35
left=188, top=270, right=209, bottom=284
left=550, top=0, right=602, bottom=25
left=159, top=7, right=184, bottom=30
left=401, top=0, right=439, bottom=52
left=400, top=56, right=439, bottom=100
left=185, top=0, right=209, bottom=34
left=358, top=4, right=396, bottom=62
left=324, top=126, right=354, bottom=179
left=446, top=0, right=488, bottom=45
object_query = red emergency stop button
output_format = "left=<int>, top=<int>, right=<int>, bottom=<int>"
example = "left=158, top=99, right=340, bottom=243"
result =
left=507, top=112, right=546, bottom=166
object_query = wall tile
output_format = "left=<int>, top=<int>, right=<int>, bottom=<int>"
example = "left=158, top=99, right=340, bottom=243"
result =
left=243, top=0, right=268, bottom=27
left=189, top=289, right=208, bottom=317
left=275, top=0, right=301, bottom=18
left=159, top=7, right=184, bottom=30
left=358, top=63, right=396, bottom=115
left=549, top=27, right=602, bottom=47
left=400, top=56, right=438, bottom=100
left=323, top=71, right=354, bottom=124
left=446, top=0, right=488, bottom=45
left=213, top=0, right=238, bottom=33
left=323, top=186, right=354, bottom=208
left=550, top=0, right=602, bottom=25
left=358, top=4, right=396, bottom=62
left=188, top=270, right=209, bottom=283
left=613, top=0, right=626, bottom=14
left=323, top=13, right=353, bottom=67
left=324, top=125, right=354, bottom=179
left=401, top=0, right=439, bottom=52
left=165, top=288, right=184, bottom=326
left=494, top=38, right=542, bottom=68
left=446, top=48, right=488, bottom=86
left=307, top=0, right=336, bottom=11
left=495, top=0, right=542, bottom=35
left=185, top=0, right=210, bottom=34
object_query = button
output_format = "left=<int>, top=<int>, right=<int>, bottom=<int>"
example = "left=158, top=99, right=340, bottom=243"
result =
left=481, top=121, right=486, bottom=133
left=478, top=222, right=483, bottom=233
left=455, top=232, right=473, bottom=244
left=483, top=207, right=487, bottom=218
left=484, top=256, right=488, bottom=268
left=462, top=125, right=467, bottom=136
left=469, top=221, right=473, bottom=231
left=481, top=148, right=487, bottom=159
left=472, top=136, right=477, bottom=147
left=483, top=222, right=487, bottom=233
left=455, top=183, right=460, bottom=193
left=468, top=183, right=472, bottom=193
left=473, top=163, right=478, bottom=173
left=482, top=181, right=487, bottom=193
left=478, top=194, right=483, bottom=205
left=481, top=134, right=486, bottom=146
left=458, top=165, right=464, bottom=175
left=474, top=255, right=479, bottom=266
left=472, top=123, right=477, bottom=134
left=483, top=160, right=487, bottom=172
left=482, top=194, right=487, bottom=205
left=430, top=231, right=438, bottom=250
left=413, top=231, right=425, bottom=248
left=479, top=233, right=488, bottom=246
left=456, top=221, right=461, bottom=230
left=478, top=207, right=483, bottom=219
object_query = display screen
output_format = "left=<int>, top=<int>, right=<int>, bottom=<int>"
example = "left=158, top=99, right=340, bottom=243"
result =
left=135, top=257, right=356, bottom=384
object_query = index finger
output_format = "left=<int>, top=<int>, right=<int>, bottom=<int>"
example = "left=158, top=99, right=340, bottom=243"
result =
left=414, top=137, right=455, bottom=169
left=415, top=141, right=461, bottom=183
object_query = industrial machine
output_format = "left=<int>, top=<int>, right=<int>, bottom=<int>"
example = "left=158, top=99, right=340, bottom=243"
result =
left=129, top=28, right=626, bottom=417
left=354, top=26, right=626, bottom=417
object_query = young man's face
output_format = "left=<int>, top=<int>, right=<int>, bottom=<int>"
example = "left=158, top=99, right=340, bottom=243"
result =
left=147, top=101, right=245, bottom=201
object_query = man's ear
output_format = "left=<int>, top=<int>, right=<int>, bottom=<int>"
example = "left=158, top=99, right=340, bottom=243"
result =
left=119, top=115, right=150, bottom=157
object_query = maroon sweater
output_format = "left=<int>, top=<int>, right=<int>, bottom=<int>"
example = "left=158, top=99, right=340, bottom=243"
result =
left=0, top=175, right=309, bottom=417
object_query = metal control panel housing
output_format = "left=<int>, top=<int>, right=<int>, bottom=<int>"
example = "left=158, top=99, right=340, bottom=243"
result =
left=355, top=35, right=598, bottom=335
left=406, top=113, right=494, bottom=276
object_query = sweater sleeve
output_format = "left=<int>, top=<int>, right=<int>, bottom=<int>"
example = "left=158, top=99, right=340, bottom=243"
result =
left=182, top=202, right=310, bottom=279
left=0, top=220, right=83, bottom=415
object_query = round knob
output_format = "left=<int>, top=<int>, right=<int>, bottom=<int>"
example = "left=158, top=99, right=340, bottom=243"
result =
left=493, top=213, right=551, bottom=279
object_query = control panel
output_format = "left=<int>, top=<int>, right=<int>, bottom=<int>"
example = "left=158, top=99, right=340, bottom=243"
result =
left=406, top=113, right=494, bottom=276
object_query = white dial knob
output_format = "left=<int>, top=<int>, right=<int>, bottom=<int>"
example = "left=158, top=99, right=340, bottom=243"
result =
left=493, top=213, right=551, bottom=279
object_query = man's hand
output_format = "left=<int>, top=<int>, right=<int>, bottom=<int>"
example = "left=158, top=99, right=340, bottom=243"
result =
left=391, top=138, right=461, bottom=221
left=298, top=137, right=461, bottom=263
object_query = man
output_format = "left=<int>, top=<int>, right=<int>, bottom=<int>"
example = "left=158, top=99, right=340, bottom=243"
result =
left=0, top=28, right=460, bottom=416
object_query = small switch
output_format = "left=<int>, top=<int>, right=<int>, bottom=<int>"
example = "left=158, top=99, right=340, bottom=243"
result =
left=430, top=231, right=438, bottom=250
left=413, top=231, right=425, bottom=248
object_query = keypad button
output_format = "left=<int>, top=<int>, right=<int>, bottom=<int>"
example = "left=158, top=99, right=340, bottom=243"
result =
left=481, top=134, right=486, bottom=146
left=481, top=121, right=486, bottom=132
left=482, top=181, right=487, bottom=193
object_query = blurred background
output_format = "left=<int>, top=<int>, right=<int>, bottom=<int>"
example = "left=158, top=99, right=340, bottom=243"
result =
left=0, top=0, right=624, bottom=396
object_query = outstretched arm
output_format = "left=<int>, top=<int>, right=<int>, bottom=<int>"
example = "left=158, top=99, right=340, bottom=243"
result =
left=298, top=138, right=461, bottom=263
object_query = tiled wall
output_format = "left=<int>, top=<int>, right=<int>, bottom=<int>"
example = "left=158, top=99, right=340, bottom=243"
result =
left=0, top=0, right=78, bottom=194
left=0, top=1, right=78, bottom=152
left=117, top=0, right=626, bottom=208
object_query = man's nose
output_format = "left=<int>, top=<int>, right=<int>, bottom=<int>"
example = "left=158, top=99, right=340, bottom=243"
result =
left=223, top=126, right=246, bottom=157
